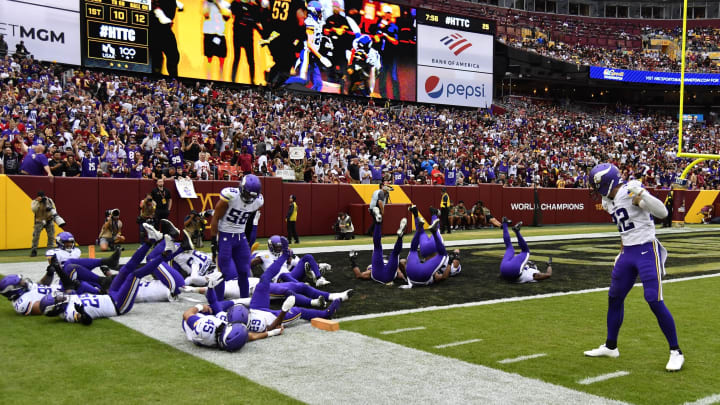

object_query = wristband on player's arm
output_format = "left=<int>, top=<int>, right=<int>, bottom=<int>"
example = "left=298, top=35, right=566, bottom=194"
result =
left=267, top=328, right=282, bottom=337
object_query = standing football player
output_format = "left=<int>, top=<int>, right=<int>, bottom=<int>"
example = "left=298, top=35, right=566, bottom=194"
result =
left=284, top=1, right=331, bottom=91
left=151, top=0, right=183, bottom=76
left=230, top=0, right=263, bottom=84
left=210, top=174, right=264, bottom=299
left=202, top=0, right=232, bottom=80
left=584, top=163, right=684, bottom=371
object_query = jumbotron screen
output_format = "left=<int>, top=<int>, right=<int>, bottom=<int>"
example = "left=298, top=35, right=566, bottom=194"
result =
left=156, top=0, right=416, bottom=101
left=416, top=9, right=494, bottom=108
left=80, top=0, right=152, bottom=72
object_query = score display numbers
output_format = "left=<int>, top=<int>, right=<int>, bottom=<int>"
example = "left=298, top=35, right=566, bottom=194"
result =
left=81, top=0, right=151, bottom=72
left=418, top=9, right=494, bottom=34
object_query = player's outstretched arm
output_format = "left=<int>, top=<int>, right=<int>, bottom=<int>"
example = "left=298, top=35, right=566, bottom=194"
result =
left=249, top=326, right=283, bottom=341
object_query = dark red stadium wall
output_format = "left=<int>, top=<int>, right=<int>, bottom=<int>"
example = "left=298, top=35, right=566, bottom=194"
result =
left=13, top=175, right=703, bottom=248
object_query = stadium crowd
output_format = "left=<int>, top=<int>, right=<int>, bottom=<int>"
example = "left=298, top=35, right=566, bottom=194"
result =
left=1, top=55, right=719, bottom=191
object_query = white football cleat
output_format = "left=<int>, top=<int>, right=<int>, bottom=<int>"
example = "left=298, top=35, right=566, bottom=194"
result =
left=328, top=289, right=353, bottom=302
left=281, top=295, right=295, bottom=312
left=372, top=207, right=382, bottom=223
left=311, top=296, right=326, bottom=308
left=304, top=262, right=318, bottom=285
left=397, top=218, right=407, bottom=236
left=315, top=277, right=331, bottom=287
left=319, top=263, right=332, bottom=274
left=164, top=234, right=177, bottom=255
left=143, top=223, right=163, bottom=243
left=428, top=218, right=440, bottom=233
left=584, top=344, right=619, bottom=358
left=666, top=350, right=684, bottom=371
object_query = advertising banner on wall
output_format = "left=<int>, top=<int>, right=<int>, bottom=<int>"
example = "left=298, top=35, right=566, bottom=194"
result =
left=0, top=0, right=80, bottom=64
left=416, top=65, right=493, bottom=108
left=590, top=66, right=720, bottom=86
left=417, top=23, right=493, bottom=74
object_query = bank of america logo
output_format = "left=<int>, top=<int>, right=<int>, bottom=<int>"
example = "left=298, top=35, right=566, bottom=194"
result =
left=440, top=33, right=473, bottom=56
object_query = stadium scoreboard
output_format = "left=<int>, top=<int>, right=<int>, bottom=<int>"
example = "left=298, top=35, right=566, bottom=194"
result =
left=418, top=10, right=494, bottom=35
left=81, top=0, right=151, bottom=72
left=416, top=10, right=495, bottom=108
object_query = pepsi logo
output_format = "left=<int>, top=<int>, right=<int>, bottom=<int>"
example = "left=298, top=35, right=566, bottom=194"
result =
left=425, top=76, right=443, bottom=99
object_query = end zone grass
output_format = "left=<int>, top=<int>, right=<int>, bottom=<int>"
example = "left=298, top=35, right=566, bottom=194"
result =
left=342, top=276, right=720, bottom=405
left=0, top=302, right=300, bottom=405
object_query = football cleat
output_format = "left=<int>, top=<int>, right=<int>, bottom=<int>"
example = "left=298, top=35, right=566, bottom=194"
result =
left=143, top=223, right=163, bottom=243
left=512, top=221, right=523, bottom=232
left=315, top=277, right=331, bottom=287
left=429, top=206, right=439, bottom=217
left=428, top=218, right=440, bottom=234
left=502, top=216, right=512, bottom=225
left=397, top=218, right=407, bottom=237
left=666, top=350, right=684, bottom=371
left=584, top=344, right=619, bottom=358
left=311, top=296, right=327, bottom=308
left=408, top=205, right=418, bottom=216
left=319, top=263, right=332, bottom=274
left=281, top=295, right=296, bottom=312
left=161, top=219, right=180, bottom=237
left=372, top=207, right=382, bottom=223
left=180, top=229, right=195, bottom=252
left=304, top=262, right=318, bottom=286
left=329, top=289, right=353, bottom=302
left=325, top=299, right=341, bottom=318
left=163, top=235, right=177, bottom=255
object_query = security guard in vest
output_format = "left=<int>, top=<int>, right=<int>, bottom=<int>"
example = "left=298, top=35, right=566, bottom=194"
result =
left=286, top=194, right=300, bottom=244
left=440, top=187, right=451, bottom=234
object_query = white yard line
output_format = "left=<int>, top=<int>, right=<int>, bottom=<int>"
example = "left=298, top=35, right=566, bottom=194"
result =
left=340, top=272, right=720, bottom=322
left=287, top=227, right=720, bottom=254
left=684, top=394, right=720, bottom=405
left=380, top=326, right=426, bottom=335
left=578, top=371, right=630, bottom=385
left=498, top=353, right=548, bottom=364
left=433, top=338, right=483, bottom=349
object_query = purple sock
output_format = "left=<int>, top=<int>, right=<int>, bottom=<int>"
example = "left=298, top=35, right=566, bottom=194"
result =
left=606, top=296, right=625, bottom=345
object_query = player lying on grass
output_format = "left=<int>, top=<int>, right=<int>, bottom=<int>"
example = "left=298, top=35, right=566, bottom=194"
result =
left=252, top=235, right=331, bottom=287
left=39, top=224, right=194, bottom=324
left=349, top=216, right=408, bottom=285
left=397, top=206, right=462, bottom=288
left=206, top=236, right=341, bottom=332
left=584, top=162, right=684, bottom=372
left=180, top=295, right=290, bottom=352
left=499, top=218, right=552, bottom=283
left=1, top=274, right=64, bottom=316
left=47, top=231, right=122, bottom=286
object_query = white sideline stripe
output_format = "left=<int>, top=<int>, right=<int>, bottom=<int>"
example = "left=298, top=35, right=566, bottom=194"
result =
left=684, top=394, right=720, bottom=405
left=578, top=371, right=630, bottom=385
left=434, top=338, right=482, bottom=349
left=339, top=272, right=720, bottom=322
left=380, top=326, right=426, bottom=335
left=288, top=227, right=720, bottom=254
left=498, top=353, right=547, bottom=364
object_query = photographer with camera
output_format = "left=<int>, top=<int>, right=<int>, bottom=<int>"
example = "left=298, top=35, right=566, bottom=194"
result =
left=334, top=212, right=354, bottom=240
left=184, top=209, right=212, bottom=248
left=98, top=209, right=125, bottom=251
left=30, top=190, right=65, bottom=257
left=138, top=193, right=156, bottom=241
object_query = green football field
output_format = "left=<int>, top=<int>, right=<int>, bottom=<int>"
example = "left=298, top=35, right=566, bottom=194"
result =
left=1, top=225, right=719, bottom=404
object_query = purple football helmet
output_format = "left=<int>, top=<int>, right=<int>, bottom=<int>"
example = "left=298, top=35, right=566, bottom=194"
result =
left=219, top=324, right=249, bottom=352
left=267, top=235, right=284, bottom=258
left=39, top=292, right=67, bottom=316
left=589, top=163, right=622, bottom=198
left=0, top=274, right=25, bottom=301
left=227, top=304, right=249, bottom=325
left=240, top=175, right=261, bottom=203
left=56, top=231, right=75, bottom=252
